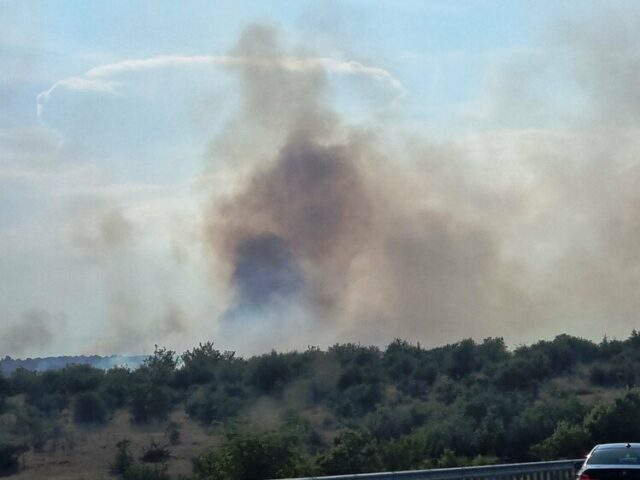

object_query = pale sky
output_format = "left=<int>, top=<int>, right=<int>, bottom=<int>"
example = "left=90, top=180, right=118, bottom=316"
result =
left=2, top=1, right=640, bottom=358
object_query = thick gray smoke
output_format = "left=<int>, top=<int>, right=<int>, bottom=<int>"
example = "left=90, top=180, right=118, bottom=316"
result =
left=215, top=134, right=373, bottom=319
left=0, top=309, right=61, bottom=357
left=206, top=10, right=640, bottom=351
left=205, top=24, right=520, bottom=349
left=69, top=203, right=147, bottom=354
left=33, top=7, right=639, bottom=357
left=231, top=234, right=303, bottom=309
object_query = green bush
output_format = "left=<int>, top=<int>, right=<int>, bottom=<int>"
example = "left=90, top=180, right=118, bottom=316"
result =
left=531, top=421, right=589, bottom=459
left=333, top=382, right=383, bottom=417
left=193, top=430, right=312, bottom=480
left=589, top=359, right=636, bottom=387
left=27, top=392, right=68, bottom=416
left=165, top=422, right=180, bottom=445
left=59, top=364, right=104, bottom=393
left=123, top=464, right=171, bottom=480
left=73, top=391, right=108, bottom=424
left=176, top=341, right=225, bottom=387
left=130, top=385, right=172, bottom=424
left=140, top=441, right=171, bottom=463
left=100, top=366, right=135, bottom=410
left=316, top=430, right=382, bottom=475
left=185, top=385, right=244, bottom=425
left=584, top=390, right=640, bottom=443
left=110, top=439, right=135, bottom=476
left=109, top=439, right=170, bottom=480
left=0, top=443, right=29, bottom=474
left=8, top=368, right=39, bottom=395
left=248, top=351, right=293, bottom=395
left=137, top=346, right=178, bottom=386
left=365, top=406, right=414, bottom=441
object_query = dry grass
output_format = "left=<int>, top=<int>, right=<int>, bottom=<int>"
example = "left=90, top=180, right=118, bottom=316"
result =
left=11, top=409, right=220, bottom=480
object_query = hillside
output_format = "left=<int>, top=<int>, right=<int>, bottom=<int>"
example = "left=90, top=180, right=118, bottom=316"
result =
left=2, top=333, right=640, bottom=479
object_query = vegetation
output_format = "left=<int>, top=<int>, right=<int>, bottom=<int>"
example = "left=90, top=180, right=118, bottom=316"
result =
left=73, top=391, right=108, bottom=424
left=110, top=439, right=171, bottom=480
left=0, top=442, right=28, bottom=475
left=4, top=333, right=640, bottom=478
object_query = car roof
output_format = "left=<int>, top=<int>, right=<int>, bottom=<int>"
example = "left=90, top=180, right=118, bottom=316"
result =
left=593, top=443, right=640, bottom=450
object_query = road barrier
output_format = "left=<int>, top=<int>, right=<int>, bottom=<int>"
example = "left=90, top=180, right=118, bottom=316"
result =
left=277, top=459, right=583, bottom=480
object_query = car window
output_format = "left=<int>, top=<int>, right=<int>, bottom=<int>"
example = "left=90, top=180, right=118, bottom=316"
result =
left=588, top=449, right=640, bottom=465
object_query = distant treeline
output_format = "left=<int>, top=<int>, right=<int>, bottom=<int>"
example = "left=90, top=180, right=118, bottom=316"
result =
left=0, top=354, right=147, bottom=376
left=3, top=332, right=640, bottom=479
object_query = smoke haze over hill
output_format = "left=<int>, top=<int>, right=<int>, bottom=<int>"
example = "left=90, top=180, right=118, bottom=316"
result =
left=2, top=4, right=640, bottom=356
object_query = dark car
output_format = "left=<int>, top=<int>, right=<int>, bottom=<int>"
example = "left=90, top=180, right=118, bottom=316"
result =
left=577, top=444, right=640, bottom=480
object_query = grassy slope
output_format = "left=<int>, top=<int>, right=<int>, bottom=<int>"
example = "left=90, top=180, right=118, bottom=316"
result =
left=10, top=409, right=217, bottom=480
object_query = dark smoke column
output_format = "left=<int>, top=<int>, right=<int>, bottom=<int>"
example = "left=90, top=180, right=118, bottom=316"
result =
left=214, top=135, right=372, bottom=322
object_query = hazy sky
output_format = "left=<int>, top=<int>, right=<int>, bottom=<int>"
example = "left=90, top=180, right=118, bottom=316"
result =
left=2, top=1, right=640, bottom=358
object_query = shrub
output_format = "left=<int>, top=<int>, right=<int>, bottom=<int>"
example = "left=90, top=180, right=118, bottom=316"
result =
left=365, top=406, right=414, bottom=441
left=193, top=430, right=312, bottom=480
left=316, top=430, right=382, bottom=475
left=140, top=441, right=170, bottom=463
left=123, top=464, right=171, bottom=480
left=584, top=390, right=640, bottom=443
left=73, top=391, right=108, bottom=424
left=101, top=366, right=135, bottom=410
left=589, top=360, right=636, bottom=387
left=110, top=439, right=135, bottom=475
left=177, top=341, right=224, bottom=386
left=59, top=364, right=104, bottom=393
left=165, top=422, right=180, bottom=445
left=137, top=346, right=178, bottom=386
left=334, top=383, right=383, bottom=417
left=130, top=385, right=171, bottom=424
left=447, top=339, right=480, bottom=379
left=110, top=439, right=170, bottom=480
left=0, top=443, right=29, bottom=474
left=185, top=385, right=245, bottom=425
left=531, top=421, right=590, bottom=459
left=26, top=392, right=68, bottom=416
left=248, top=351, right=293, bottom=395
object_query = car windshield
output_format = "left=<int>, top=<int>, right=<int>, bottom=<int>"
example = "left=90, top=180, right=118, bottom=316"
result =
left=589, top=448, right=640, bottom=465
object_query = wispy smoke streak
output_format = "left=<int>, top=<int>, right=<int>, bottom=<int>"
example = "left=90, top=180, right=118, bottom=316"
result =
left=36, top=53, right=404, bottom=124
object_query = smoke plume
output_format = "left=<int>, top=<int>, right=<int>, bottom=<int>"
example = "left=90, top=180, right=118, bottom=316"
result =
left=205, top=11, right=640, bottom=352
left=205, top=24, right=517, bottom=350
left=0, top=309, right=62, bottom=357
left=22, top=7, right=640, bottom=357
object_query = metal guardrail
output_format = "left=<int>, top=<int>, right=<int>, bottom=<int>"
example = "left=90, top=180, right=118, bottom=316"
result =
left=277, top=459, right=583, bottom=480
